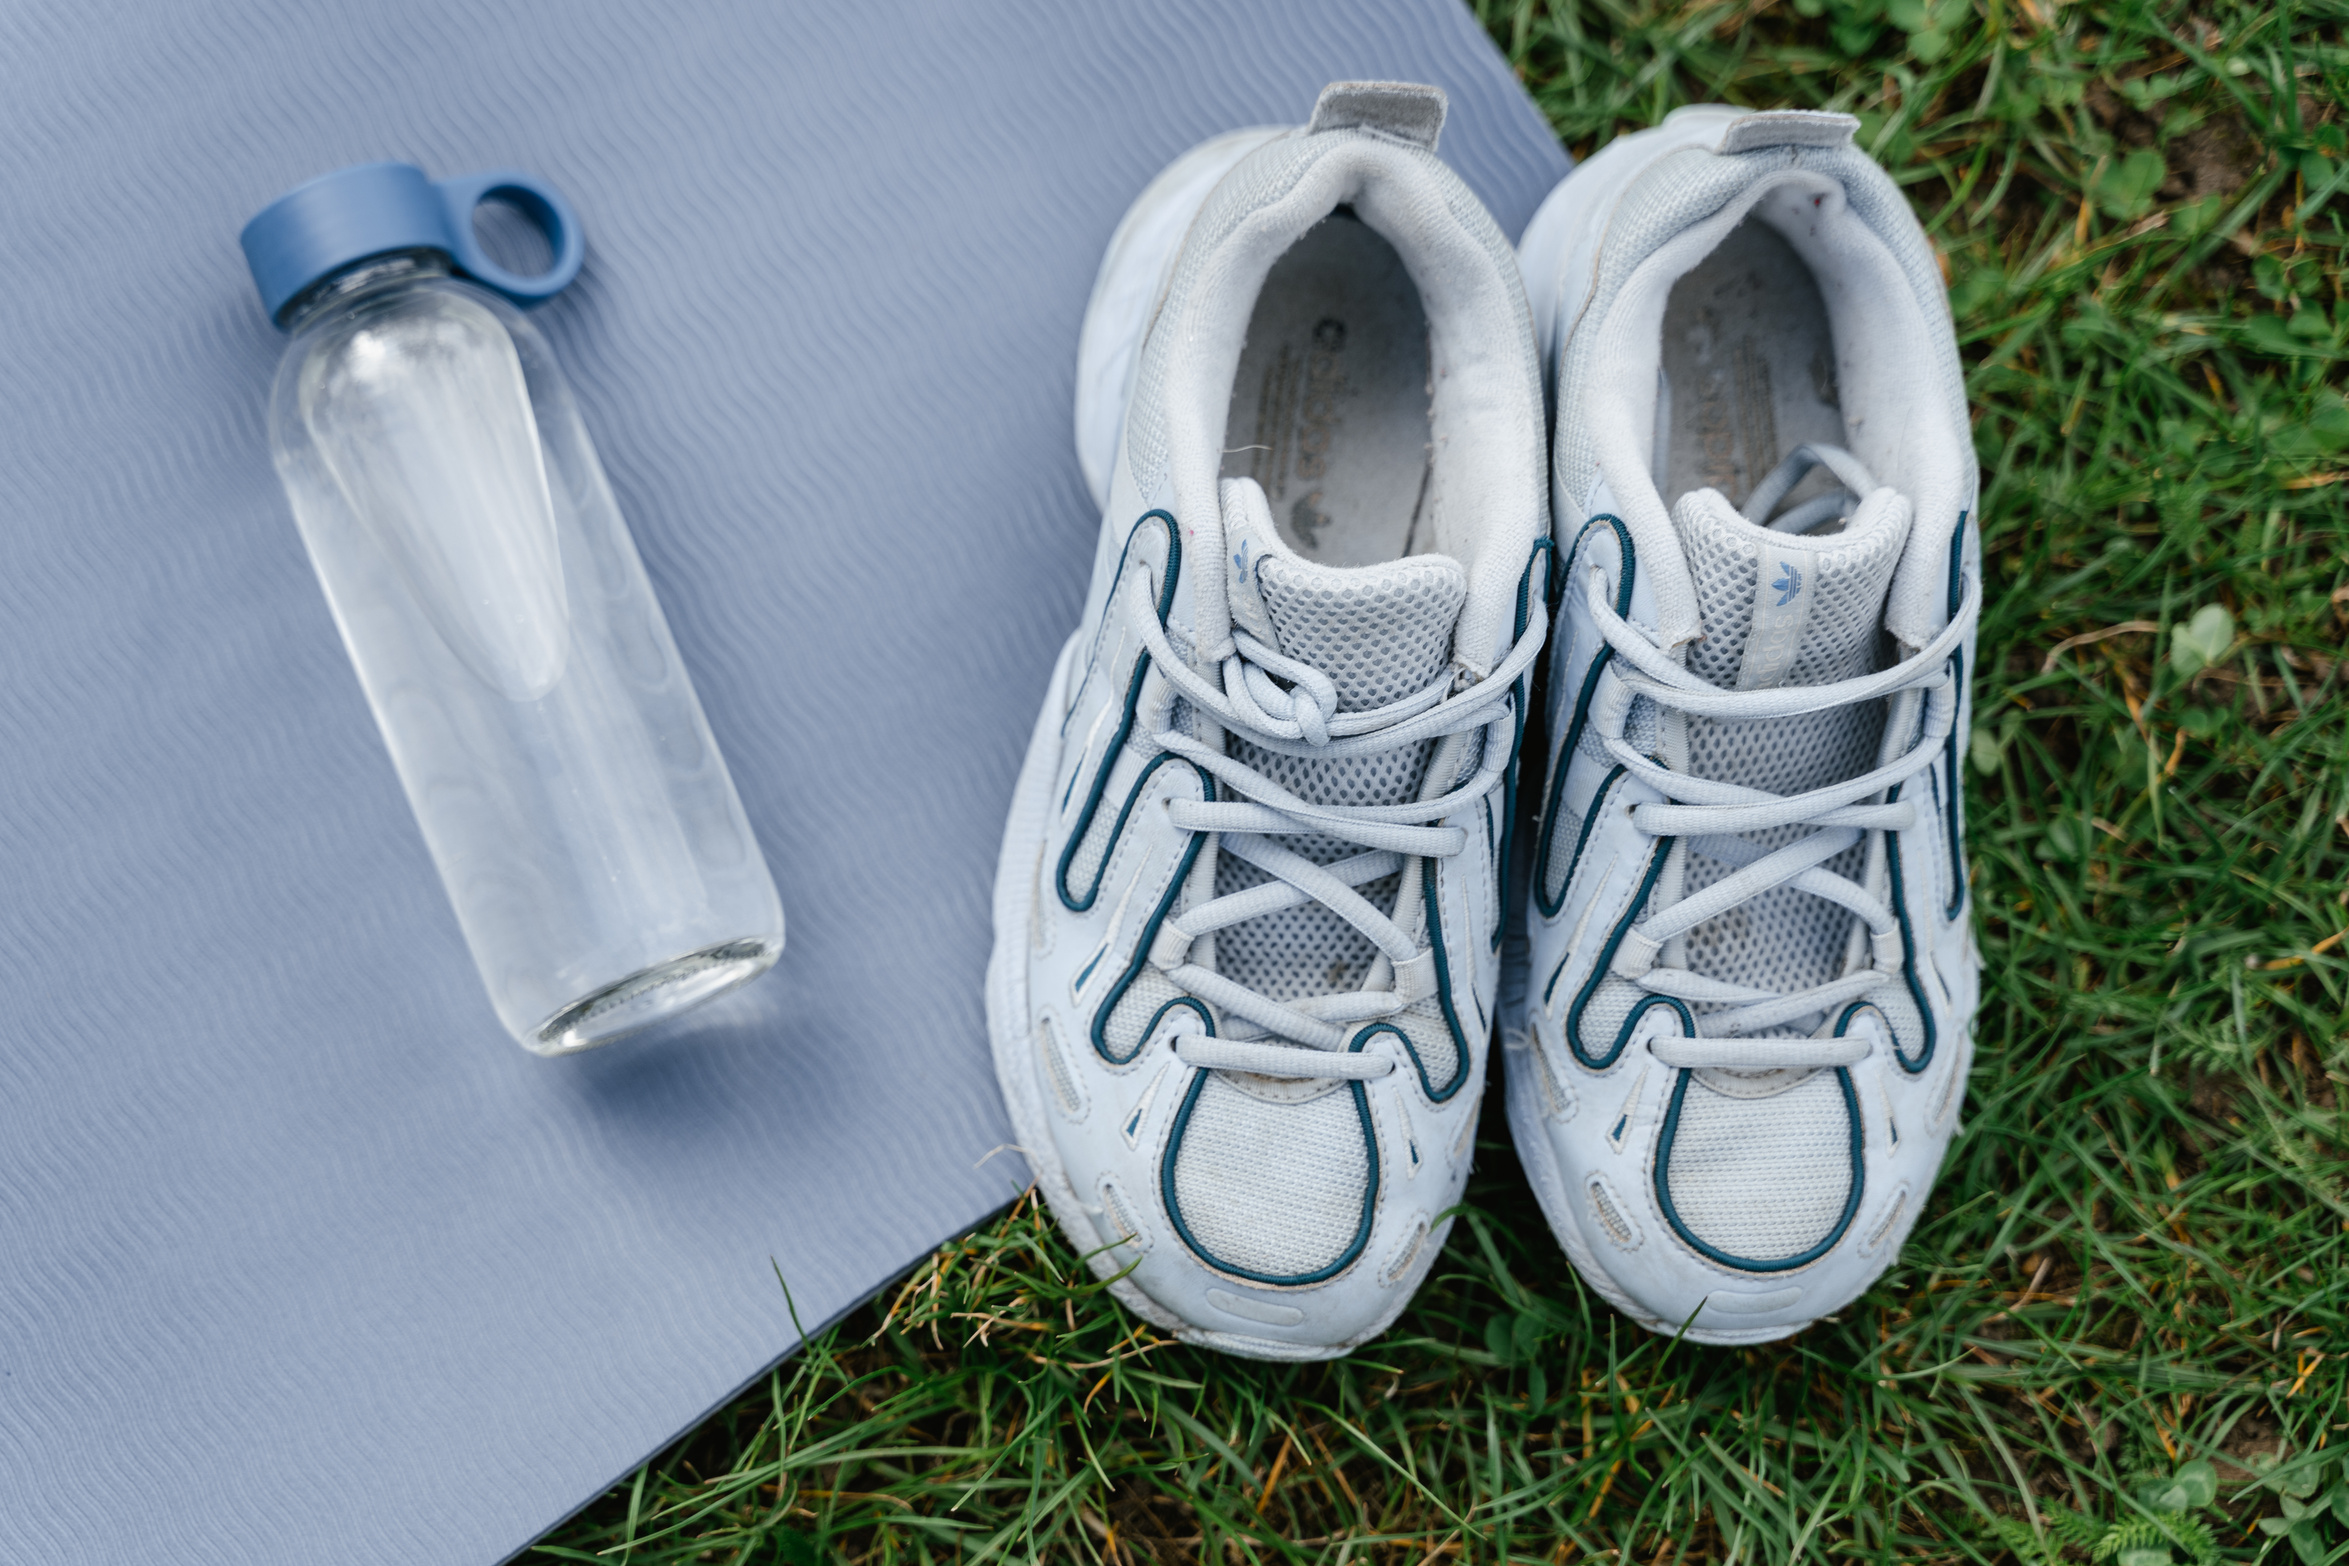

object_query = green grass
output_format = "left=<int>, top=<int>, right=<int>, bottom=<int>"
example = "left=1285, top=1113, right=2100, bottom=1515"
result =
left=535, top=2, right=2349, bottom=1560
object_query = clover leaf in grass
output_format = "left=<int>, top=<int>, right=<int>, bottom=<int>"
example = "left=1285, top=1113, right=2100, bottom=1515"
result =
left=2095, top=149, right=2168, bottom=221
left=2037, top=815, right=2084, bottom=861
left=2312, top=389, right=2349, bottom=453
left=1974, top=708, right=2025, bottom=775
left=1482, top=1310, right=1547, bottom=1365
left=2139, top=1459, right=2220, bottom=1512
left=1885, top=0, right=1965, bottom=59
left=2242, top=314, right=2336, bottom=358
left=1970, top=727, right=2004, bottom=775
left=2170, top=605, right=2233, bottom=676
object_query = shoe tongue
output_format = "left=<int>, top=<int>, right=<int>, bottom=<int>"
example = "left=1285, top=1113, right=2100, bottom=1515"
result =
left=1670, top=486, right=1911, bottom=693
left=1222, top=478, right=1465, bottom=718
left=1210, top=480, right=1464, bottom=1025
left=1667, top=482, right=1913, bottom=1013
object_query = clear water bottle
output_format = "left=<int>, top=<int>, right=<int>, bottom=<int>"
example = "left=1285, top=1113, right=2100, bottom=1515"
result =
left=242, top=163, right=783, bottom=1054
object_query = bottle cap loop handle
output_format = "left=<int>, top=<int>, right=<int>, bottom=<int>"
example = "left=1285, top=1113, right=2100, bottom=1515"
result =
left=434, top=172, right=584, bottom=306
left=242, top=162, right=587, bottom=325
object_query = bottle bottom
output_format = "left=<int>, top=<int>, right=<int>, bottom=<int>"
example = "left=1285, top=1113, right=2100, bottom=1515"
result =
left=526, top=937, right=781, bottom=1056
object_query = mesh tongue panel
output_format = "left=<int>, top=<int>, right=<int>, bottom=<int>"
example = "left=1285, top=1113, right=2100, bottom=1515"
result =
left=1214, top=481, right=1465, bottom=1013
left=1673, top=487, right=1909, bottom=692
left=1669, top=487, right=1911, bottom=1013
left=1255, top=554, right=1466, bottom=715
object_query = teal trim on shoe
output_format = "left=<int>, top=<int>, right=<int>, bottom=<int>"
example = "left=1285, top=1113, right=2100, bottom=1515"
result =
left=1160, top=1026, right=1385, bottom=1287
left=1559, top=834, right=1687, bottom=1071
left=1490, top=536, right=1557, bottom=952
left=1056, top=510, right=1183, bottom=912
left=1540, top=763, right=1627, bottom=1005
left=1652, top=1045, right=1865, bottom=1274
left=1407, top=867, right=1473, bottom=1102
left=1940, top=509, right=1970, bottom=920
left=1086, top=755, right=1216, bottom=1065
left=1880, top=780, right=1936, bottom=1075
left=1533, top=516, right=1635, bottom=920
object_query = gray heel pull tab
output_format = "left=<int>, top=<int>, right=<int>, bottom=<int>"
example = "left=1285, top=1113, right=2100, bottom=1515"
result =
left=1307, top=81, right=1447, bottom=151
left=1718, top=110, right=1860, bottom=154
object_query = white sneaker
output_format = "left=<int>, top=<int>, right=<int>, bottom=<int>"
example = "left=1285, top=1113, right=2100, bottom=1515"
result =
left=988, top=83, right=1549, bottom=1360
left=1507, top=106, right=1982, bottom=1343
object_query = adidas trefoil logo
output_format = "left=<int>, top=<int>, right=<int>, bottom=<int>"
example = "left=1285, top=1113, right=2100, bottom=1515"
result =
left=1772, top=561, right=1803, bottom=607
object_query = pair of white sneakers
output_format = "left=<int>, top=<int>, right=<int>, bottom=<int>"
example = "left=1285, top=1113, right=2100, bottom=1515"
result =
left=987, top=82, right=1981, bottom=1358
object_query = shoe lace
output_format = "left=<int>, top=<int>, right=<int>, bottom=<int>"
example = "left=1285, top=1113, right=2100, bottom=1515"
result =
left=1114, top=568, right=1548, bottom=1082
left=1580, top=448, right=1981, bottom=1073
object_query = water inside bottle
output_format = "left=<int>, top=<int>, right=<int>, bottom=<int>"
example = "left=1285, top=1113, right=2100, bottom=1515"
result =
left=302, top=289, right=572, bottom=701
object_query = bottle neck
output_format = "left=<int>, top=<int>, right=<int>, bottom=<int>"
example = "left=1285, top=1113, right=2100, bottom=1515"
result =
left=278, top=249, right=453, bottom=331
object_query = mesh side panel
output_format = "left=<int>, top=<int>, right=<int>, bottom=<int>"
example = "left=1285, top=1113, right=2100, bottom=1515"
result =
left=1040, top=1015, right=1084, bottom=1117
left=1171, top=1073, right=1370, bottom=1278
left=1578, top=716, right=1616, bottom=768
left=1788, top=553, right=1902, bottom=688
left=1099, top=967, right=1190, bottom=1062
left=1240, top=739, right=1433, bottom=812
left=1099, top=1178, right=1150, bottom=1250
left=1686, top=703, right=1883, bottom=802
left=1663, top=1071, right=1852, bottom=1260
left=1588, top=1177, right=1637, bottom=1246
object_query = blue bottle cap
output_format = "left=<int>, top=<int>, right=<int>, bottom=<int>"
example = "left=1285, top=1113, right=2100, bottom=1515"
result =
left=240, top=161, right=584, bottom=326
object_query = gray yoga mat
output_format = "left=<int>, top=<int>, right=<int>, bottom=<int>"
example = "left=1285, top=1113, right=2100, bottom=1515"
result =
left=0, top=3, right=1568, bottom=1560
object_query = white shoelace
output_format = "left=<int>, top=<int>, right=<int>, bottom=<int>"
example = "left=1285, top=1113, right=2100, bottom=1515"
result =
left=1115, top=570, right=1548, bottom=1082
left=1579, top=453, right=1981, bottom=1072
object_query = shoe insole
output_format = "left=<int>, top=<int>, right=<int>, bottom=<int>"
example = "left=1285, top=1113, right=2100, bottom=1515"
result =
left=1657, top=216, right=1845, bottom=525
left=1220, top=209, right=1432, bottom=567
